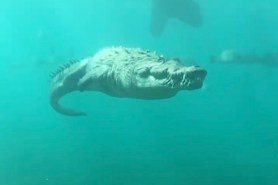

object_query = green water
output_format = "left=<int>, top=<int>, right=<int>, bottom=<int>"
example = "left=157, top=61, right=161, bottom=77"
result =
left=1, top=0, right=278, bottom=184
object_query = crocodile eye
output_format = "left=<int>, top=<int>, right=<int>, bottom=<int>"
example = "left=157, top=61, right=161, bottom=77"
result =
left=138, top=68, right=150, bottom=78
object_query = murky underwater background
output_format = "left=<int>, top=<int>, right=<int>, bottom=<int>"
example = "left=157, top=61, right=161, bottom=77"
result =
left=0, top=0, right=278, bottom=184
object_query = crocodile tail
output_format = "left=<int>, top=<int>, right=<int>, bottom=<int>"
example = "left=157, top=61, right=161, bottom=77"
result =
left=49, top=59, right=88, bottom=116
left=50, top=90, right=87, bottom=116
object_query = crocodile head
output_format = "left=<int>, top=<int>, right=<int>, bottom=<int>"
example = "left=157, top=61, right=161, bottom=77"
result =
left=128, top=59, right=207, bottom=99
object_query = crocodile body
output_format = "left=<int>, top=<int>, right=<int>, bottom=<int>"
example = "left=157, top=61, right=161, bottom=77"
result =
left=49, top=46, right=207, bottom=116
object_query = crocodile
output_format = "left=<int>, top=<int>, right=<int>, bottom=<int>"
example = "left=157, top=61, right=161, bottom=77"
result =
left=49, top=46, right=207, bottom=116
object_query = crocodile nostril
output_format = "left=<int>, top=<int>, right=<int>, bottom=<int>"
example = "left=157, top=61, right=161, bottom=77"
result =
left=186, top=68, right=207, bottom=80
